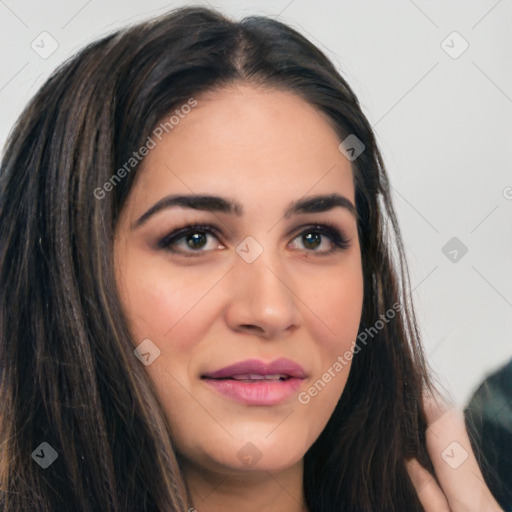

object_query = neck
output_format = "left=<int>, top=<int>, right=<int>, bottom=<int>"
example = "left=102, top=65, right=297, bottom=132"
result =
left=183, top=458, right=309, bottom=512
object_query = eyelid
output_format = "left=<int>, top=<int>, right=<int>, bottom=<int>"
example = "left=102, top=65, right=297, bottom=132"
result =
left=288, top=220, right=350, bottom=240
left=157, top=221, right=351, bottom=255
left=288, top=221, right=351, bottom=252
left=156, top=223, right=224, bottom=250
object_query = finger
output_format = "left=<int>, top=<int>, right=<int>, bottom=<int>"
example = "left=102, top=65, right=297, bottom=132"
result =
left=406, top=458, right=451, bottom=512
left=423, top=395, right=503, bottom=512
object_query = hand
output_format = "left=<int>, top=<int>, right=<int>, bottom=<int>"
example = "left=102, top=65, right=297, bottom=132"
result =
left=406, top=393, right=504, bottom=512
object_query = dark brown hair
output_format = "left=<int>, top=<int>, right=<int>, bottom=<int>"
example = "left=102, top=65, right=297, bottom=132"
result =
left=0, top=6, right=435, bottom=511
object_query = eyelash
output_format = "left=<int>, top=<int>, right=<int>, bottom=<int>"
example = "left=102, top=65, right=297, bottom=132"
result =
left=157, top=221, right=350, bottom=257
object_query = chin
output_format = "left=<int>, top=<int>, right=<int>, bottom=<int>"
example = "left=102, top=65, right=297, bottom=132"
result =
left=181, top=433, right=308, bottom=475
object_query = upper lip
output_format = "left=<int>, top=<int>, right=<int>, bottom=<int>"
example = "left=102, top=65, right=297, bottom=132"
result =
left=202, top=358, right=307, bottom=379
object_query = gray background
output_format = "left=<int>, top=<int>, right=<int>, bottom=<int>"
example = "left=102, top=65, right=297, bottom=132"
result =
left=1, top=0, right=511, bottom=407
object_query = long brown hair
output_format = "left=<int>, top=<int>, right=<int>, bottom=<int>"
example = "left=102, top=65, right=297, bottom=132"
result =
left=0, top=6, right=435, bottom=511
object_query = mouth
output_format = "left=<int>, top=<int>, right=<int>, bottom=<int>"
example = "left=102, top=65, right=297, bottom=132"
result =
left=201, top=358, right=306, bottom=406
left=209, top=373, right=292, bottom=382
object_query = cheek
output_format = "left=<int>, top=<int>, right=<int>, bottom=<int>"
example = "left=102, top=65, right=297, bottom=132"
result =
left=323, top=278, right=362, bottom=322
left=301, top=260, right=364, bottom=399
left=304, top=258, right=364, bottom=353
left=117, top=254, right=214, bottom=344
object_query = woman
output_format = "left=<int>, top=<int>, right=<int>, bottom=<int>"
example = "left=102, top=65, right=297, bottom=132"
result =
left=0, top=6, right=503, bottom=511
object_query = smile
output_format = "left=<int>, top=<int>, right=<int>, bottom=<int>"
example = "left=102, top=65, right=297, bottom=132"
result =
left=201, top=358, right=306, bottom=405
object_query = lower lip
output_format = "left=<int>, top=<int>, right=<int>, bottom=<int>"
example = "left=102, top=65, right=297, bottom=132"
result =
left=202, top=378, right=303, bottom=405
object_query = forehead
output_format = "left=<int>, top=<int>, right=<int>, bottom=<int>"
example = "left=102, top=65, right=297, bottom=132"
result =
left=130, top=84, right=355, bottom=211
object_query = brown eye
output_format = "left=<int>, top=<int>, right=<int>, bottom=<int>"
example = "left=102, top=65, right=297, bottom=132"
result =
left=302, top=232, right=322, bottom=250
left=288, top=224, right=350, bottom=255
left=183, top=232, right=208, bottom=250
left=158, top=224, right=224, bottom=255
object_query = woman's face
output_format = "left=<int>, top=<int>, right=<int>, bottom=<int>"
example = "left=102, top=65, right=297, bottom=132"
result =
left=114, top=84, right=364, bottom=476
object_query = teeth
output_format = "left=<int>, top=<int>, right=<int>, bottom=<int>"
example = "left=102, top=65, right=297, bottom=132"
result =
left=231, top=374, right=264, bottom=381
left=230, top=373, right=288, bottom=381
left=264, top=374, right=287, bottom=380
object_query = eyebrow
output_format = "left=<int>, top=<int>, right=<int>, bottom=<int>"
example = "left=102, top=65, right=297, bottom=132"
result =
left=133, top=193, right=356, bottom=229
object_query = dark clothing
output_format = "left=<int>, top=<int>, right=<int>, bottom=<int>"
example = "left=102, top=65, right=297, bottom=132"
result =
left=465, top=358, right=512, bottom=511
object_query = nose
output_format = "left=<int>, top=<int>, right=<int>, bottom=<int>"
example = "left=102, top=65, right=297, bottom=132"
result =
left=223, top=243, right=302, bottom=340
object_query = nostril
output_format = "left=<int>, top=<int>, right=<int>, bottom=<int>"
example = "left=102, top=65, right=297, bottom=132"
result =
left=240, top=324, right=264, bottom=333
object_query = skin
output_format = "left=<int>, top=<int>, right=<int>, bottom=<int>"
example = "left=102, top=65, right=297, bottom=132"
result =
left=113, top=84, right=503, bottom=511
left=114, top=84, right=364, bottom=512
left=407, top=394, right=503, bottom=512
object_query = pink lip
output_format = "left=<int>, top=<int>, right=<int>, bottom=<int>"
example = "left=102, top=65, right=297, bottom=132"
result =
left=203, top=358, right=306, bottom=379
left=201, top=358, right=306, bottom=406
